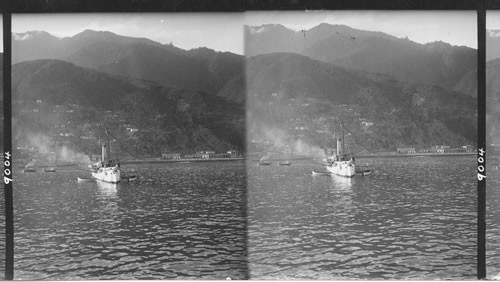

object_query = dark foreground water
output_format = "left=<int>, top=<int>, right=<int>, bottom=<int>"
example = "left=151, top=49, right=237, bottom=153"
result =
left=14, top=161, right=247, bottom=280
left=248, top=156, right=476, bottom=279
left=487, top=162, right=500, bottom=280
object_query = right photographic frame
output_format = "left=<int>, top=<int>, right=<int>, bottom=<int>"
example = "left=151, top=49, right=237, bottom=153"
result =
left=244, top=10, right=478, bottom=280
left=487, top=9, right=500, bottom=280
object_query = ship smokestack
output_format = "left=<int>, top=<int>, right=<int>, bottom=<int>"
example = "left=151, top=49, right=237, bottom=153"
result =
left=102, top=144, right=108, bottom=162
left=336, top=137, right=342, bottom=155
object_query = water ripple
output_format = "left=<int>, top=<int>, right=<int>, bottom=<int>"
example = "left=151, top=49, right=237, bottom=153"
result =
left=487, top=163, right=500, bottom=279
left=248, top=156, right=476, bottom=279
left=14, top=161, right=248, bottom=280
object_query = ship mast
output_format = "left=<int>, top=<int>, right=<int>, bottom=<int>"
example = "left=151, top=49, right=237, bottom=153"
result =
left=100, top=126, right=111, bottom=163
left=334, top=120, right=345, bottom=156
left=106, top=129, right=111, bottom=161
left=341, top=122, right=345, bottom=156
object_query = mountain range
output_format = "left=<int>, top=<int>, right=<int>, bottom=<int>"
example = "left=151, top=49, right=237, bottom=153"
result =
left=13, top=59, right=245, bottom=156
left=12, top=30, right=245, bottom=156
left=246, top=24, right=476, bottom=97
left=486, top=30, right=500, bottom=150
left=246, top=24, right=477, bottom=152
left=13, top=30, right=245, bottom=103
left=487, top=58, right=500, bottom=149
left=247, top=52, right=476, bottom=151
left=12, top=25, right=479, bottom=154
left=487, top=30, right=500, bottom=62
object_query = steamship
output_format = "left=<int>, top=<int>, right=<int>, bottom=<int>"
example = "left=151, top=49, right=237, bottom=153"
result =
left=326, top=126, right=356, bottom=178
left=91, top=137, right=121, bottom=183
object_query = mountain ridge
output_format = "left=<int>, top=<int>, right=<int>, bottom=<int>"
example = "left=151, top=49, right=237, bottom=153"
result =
left=12, top=59, right=245, bottom=156
left=487, top=29, right=500, bottom=61
left=13, top=29, right=245, bottom=103
left=246, top=23, right=476, bottom=96
left=247, top=52, right=476, bottom=152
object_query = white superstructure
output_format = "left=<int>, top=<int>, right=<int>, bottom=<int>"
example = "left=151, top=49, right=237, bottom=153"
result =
left=92, top=141, right=121, bottom=183
left=92, top=164, right=121, bottom=183
left=326, top=133, right=356, bottom=178
left=326, top=156, right=356, bottom=177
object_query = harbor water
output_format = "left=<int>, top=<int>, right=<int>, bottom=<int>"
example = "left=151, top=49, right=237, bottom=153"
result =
left=248, top=156, right=476, bottom=279
left=14, top=161, right=247, bottom=280
left=487, top=162, right=500, bottom=279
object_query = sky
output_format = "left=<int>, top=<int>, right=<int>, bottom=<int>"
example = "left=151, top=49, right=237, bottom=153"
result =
left=487, top=10, right=500, bottom=31
left=0, top=16, right=2, bottom=52
left=12, top=13, right=244, bottom=54
left=5, top=10, right=486, bottom=54
left=245, top=10, right=477, bottom=49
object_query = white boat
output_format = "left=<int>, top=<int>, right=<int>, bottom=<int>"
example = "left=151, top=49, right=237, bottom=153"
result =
left=77, top=176, right=95, bottom=182
left=91, top=135, right=121, bottom=184
left=123, top=175, right=137, bottom=182
left=24, top=159, right=37, bottom=172
left=326, top=125, right=356, bottom=178
left=312, top=170, right=331, bottom=176
left=356, top=166, right=372, bottom=176
left=278, top=160, right=291, bottom=166
left=92, top=162, right=121, bottom=183
left=326, top=156, right=355, bottom=177
left=258, top=155, right=272, bottom=166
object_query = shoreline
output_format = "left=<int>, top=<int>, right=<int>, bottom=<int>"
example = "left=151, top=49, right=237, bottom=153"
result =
left=248, top=152, right=476, bottom=161
left=16, top=157, right=245, bottom=169
left=120, top=157, right=245, bottom=165
left=15, top=153, right=476, bottom=168
left=356, top=152, right=475, bottom=158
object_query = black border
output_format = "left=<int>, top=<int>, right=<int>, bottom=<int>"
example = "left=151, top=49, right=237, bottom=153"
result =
left=3, top=0, right=487, bottom=280
left=10, top=0, right=480, bottom=12
left=478, top=0, right=486, bottom=279
left=3, top=0, right=13, bottom=280
left=487, top=0, right=500, bottom=9
left=12, top=0, right=246, bottom=13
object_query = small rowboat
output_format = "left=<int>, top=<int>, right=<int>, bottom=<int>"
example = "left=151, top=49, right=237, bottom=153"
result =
left=122, top=175, right=137, bottom=182
left=44, top=167, right=56, bottom=172
left=356, top=169, right=372, bottom=176
left=312, top=170, right=331, bottom=176
left=278, top=161, right=291, bottom=166
left=77, top=176, right=95, bottom=182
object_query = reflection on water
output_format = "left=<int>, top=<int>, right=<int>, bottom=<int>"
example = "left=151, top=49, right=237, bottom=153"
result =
left=94, top=181, right=118, bottom=197
left=14, top=161, right=247, bottom=280
left=330, top=174, right=354, bottom=190
left=487, top=162, right=500, bottom=279
left=248, top=156, right=476, bottom=279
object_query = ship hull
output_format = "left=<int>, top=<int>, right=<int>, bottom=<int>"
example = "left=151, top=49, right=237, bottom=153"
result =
left=327, top=161, right=356, bottom=177
left=92, top=166, right=121, bottom=183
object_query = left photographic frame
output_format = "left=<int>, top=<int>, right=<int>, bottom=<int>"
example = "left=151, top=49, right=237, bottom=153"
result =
left=10, top=12, right=247, bottom=280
